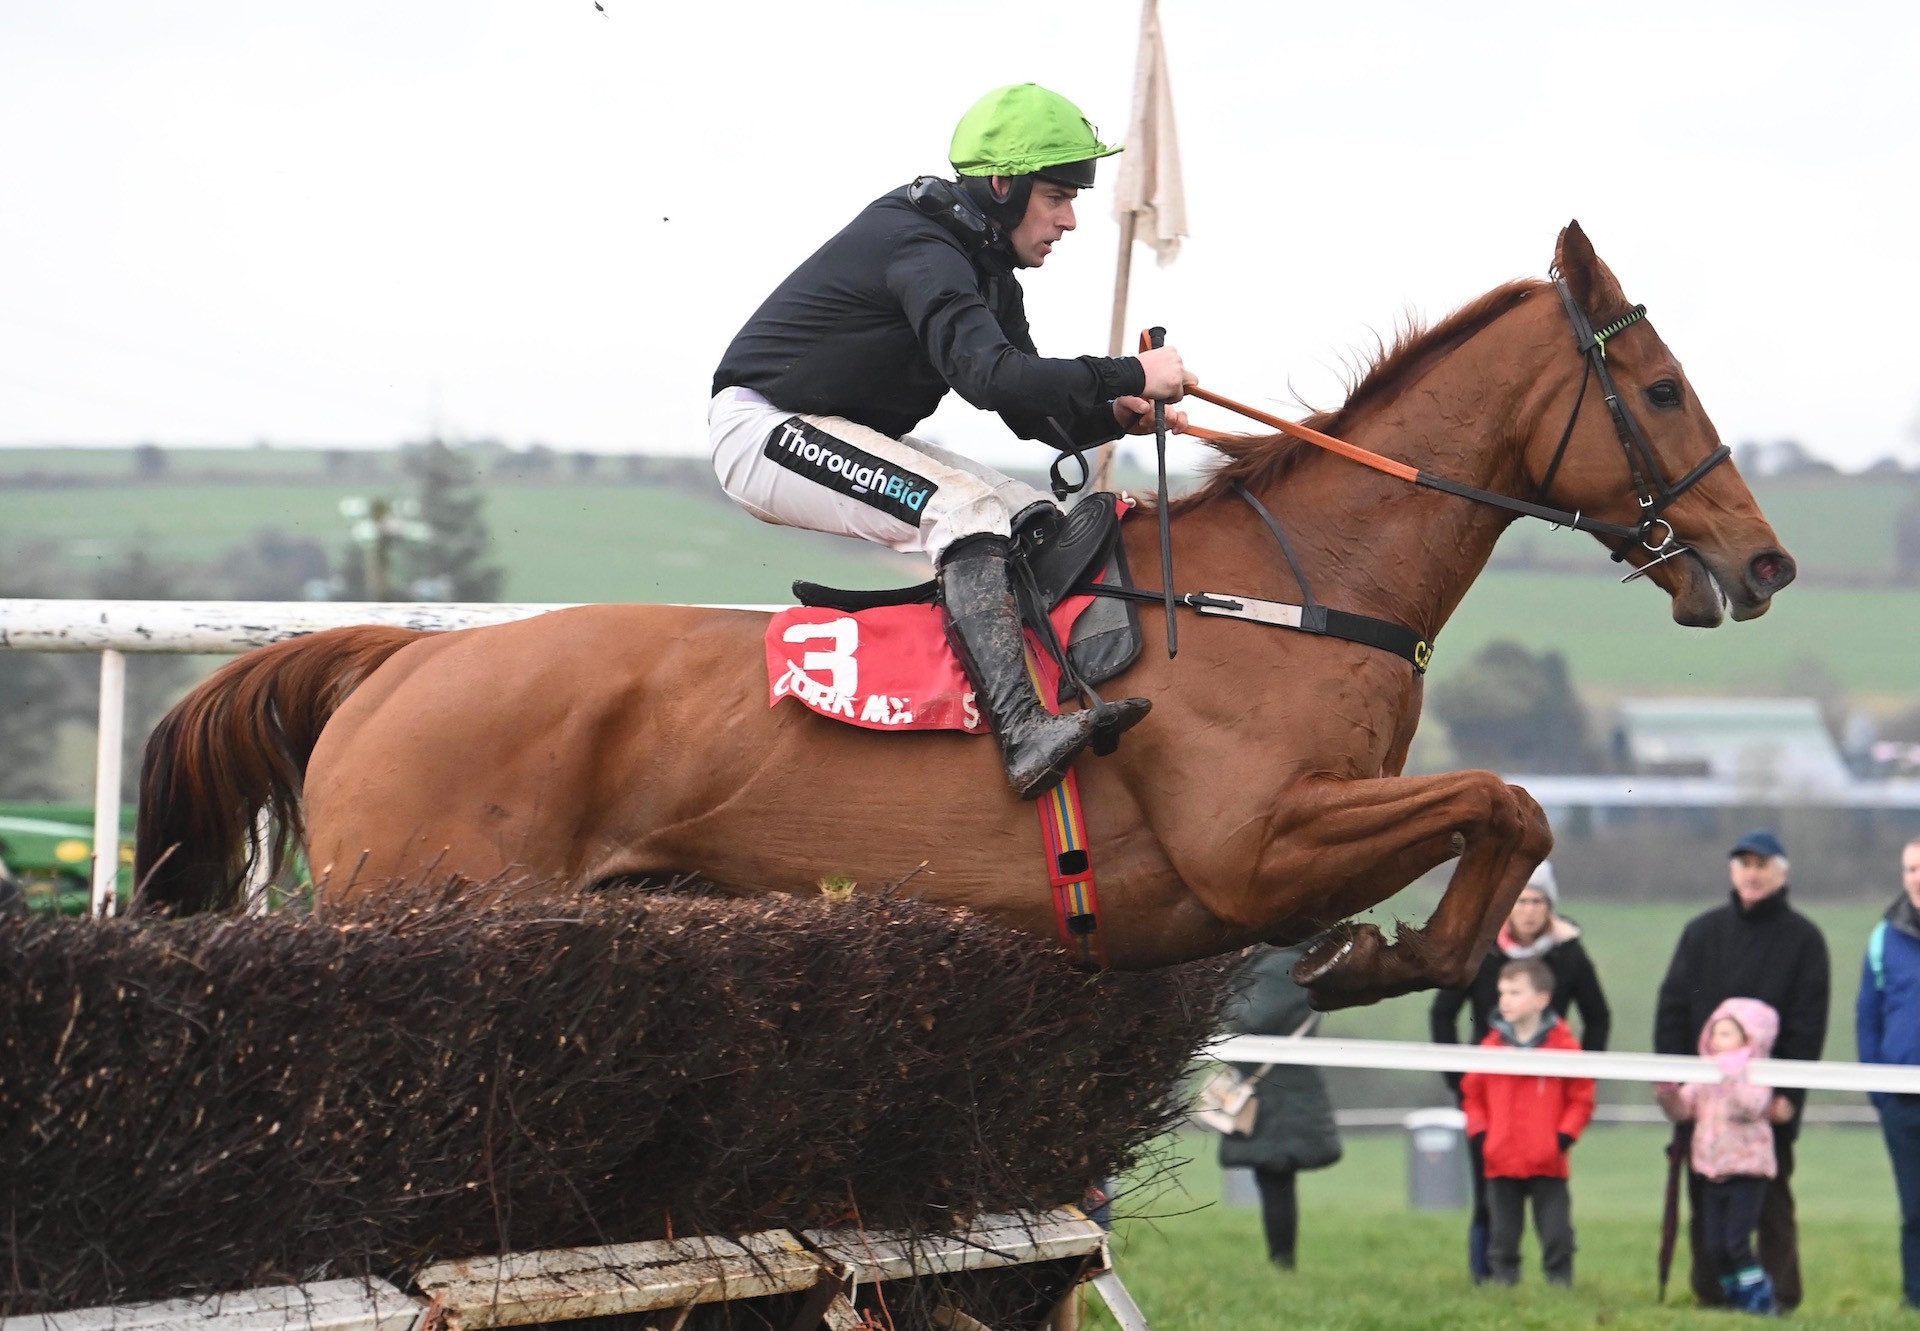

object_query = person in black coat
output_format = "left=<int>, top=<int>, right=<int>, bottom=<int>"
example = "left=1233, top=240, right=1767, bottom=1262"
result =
left=1654, top=830, right=1829, bottom=1313
left=1429, top=861, right=1611, bottom=1281
left=1219, top=944, right=1343, bottom=1269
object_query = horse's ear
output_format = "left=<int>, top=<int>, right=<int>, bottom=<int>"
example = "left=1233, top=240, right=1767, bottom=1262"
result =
left=1554, top=220, right=1629, bottom=314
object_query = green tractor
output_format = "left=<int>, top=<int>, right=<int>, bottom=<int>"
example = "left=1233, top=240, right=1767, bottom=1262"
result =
left=0, top=804, right=135, bottom=915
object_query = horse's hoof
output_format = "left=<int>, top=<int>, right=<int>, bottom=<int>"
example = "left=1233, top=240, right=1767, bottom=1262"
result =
left=1291, top=922, right=1387, bottom=1009
left=1291, top=927, right=1356, bottom=985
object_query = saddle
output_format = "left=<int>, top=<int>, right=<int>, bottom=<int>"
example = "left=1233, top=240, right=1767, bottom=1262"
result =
left=791, top=493, right=1143, bottom=705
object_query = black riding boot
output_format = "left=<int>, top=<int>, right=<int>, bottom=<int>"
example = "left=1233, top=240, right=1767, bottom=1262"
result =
left=938, top=533, right=1150, bottom=799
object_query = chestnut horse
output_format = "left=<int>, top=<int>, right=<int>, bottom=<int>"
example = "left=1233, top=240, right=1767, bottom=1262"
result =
left=136, top=223, right=1795, bottom=1009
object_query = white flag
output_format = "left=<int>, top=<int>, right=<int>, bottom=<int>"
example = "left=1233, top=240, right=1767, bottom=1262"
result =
left=1112, top=0, right=1188, bottom=266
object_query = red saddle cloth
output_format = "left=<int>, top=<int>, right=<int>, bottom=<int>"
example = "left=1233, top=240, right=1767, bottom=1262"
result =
left=765, top=590, right=1095, bottom=733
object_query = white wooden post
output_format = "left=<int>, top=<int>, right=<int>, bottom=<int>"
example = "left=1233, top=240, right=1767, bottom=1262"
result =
left=243, top=808, right=275, bottom=916
left=91, top=649, right=126, bottom=918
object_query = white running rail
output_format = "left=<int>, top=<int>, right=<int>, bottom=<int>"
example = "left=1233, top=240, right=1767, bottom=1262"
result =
left=1207, top=1034, right=1920, bottom=1096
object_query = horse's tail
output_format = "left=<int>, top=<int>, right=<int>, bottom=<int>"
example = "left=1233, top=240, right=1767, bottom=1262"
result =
left=134, top=626, right=426, bottom=916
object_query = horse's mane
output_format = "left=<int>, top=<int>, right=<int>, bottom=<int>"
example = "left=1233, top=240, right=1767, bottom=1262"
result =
left=1175, top=278, right=1548, bottom=509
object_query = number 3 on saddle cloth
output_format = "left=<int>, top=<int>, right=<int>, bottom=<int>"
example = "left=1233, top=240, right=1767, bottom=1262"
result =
left=763, top=495, right=1143, bottom=966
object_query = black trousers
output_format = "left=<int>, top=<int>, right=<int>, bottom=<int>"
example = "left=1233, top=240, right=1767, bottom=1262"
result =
left=1486, top=1175, right=1575, bottom=1286
left=1698, top=1176, right=1769, bottom=1280
left=1687, top=1135, right=1800, bottom=1310
left=1254, top=1167, right=1299, bottom=1267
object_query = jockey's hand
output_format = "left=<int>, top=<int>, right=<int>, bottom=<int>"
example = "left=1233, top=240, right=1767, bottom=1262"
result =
left=1112, top=396, right=1190, bottom=436
left=1136, top=345, right=1195, bottom=402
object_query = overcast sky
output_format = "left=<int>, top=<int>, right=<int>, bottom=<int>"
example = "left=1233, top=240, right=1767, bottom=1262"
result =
left=3, top=1, right=1916, bottom=473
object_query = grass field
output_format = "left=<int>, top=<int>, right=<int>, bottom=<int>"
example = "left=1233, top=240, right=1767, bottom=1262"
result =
left=1089, top=1125, right=1911, bottom=1330
left=3, top=453, right=1911, bottom=578
left=1429, top=569, right=1920, bottom=698
left=0, top=479, right=912, bottom=605
left=1086, top=891, right=1901, bottom=1326
left=1491, top=474, right=1914, bottom=583
left=3, top=459, right=1916, bottom=698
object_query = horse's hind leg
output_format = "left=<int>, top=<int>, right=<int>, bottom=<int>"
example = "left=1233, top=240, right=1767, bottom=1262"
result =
left=1287, top=775, right=1551, bottom=1009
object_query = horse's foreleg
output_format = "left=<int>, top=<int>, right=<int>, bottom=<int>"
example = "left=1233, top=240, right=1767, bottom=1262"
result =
left=1193, top=770, right=1550, bottom=1009
left=1296, top=782, right=1550, bottom=1009
left=1421, top=782, right=1553, bottom=981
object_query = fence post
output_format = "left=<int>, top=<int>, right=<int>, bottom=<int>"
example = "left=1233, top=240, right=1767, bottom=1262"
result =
left=244, top=808, right=274, bottom=916
left=91, top=649, right=127, bottom=918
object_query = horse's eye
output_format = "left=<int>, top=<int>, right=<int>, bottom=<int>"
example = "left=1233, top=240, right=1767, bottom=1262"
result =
left=1646, top=380, right=1683, bottom=409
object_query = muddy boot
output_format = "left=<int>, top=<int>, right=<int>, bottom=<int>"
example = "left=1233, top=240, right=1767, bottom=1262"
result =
left=938, top=533, right=1149, bottom=799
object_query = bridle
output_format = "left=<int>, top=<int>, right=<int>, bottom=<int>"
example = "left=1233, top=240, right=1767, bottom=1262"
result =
left=1533, top=269, right=1731, bottom=582
left=1077, top=279, right=1742, bottom=674
left=1177, top=275, right=1734, bottom=584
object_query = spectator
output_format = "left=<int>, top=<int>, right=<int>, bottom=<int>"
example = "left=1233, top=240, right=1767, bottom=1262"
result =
left=1654, top=829, right=1829, bottom=1312
left=1857, top=835, right=1920, bottom=1309
left=1658, top=998, right=1787, bottom=1315
left=1430, top=860, right=1610, bottom=1280
left=1218, top=943, right=1343, bottom=1270
left=1461, top=957, right=1596, bottom=1287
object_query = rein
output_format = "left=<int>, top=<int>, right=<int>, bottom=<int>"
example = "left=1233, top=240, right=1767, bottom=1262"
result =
left=1164, top=280, right=1731, bottom=582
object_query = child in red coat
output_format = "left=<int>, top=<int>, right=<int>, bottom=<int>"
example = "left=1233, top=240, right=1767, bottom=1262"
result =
left=1461, top=958, right=1597, bottom=1286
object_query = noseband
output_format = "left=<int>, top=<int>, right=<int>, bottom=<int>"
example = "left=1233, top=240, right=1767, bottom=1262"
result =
left=1532, top=272, right=1731, bottom=582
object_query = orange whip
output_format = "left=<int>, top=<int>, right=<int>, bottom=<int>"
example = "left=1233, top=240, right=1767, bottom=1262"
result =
left=1170, top=376, right=1418, bottom=485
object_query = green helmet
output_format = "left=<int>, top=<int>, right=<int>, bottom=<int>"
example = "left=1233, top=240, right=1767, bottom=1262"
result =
left=949, top=83, right=1121, bottom=189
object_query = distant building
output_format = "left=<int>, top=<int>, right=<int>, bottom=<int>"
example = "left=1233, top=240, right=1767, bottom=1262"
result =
left=1612, top=697, right=1852, bottom=797
left=1488, top=697, right=1920, bottom=847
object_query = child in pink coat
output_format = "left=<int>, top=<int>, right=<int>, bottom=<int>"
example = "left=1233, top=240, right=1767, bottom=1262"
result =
left=1659, top=997, right=1782, bottom=1315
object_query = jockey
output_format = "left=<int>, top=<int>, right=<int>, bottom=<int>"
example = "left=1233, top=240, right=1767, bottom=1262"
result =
left=709, top=82, right=1193, bottom=799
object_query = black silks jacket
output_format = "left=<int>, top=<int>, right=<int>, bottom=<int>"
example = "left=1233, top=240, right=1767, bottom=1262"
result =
left=712, top=186, right=1143, bottom=448
left=1654, top=887, right=1831, bottom=1136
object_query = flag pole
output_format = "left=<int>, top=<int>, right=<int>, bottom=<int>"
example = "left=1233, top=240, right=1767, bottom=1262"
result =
left=1107, top=213, right=1137, bottom=360
left=1093, top=0, right=1178, bottom=494
left=1090, top=214, right=1137, bottom=491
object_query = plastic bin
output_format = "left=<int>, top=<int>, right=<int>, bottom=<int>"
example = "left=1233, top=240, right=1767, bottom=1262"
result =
left=1404, top=1106, right=1471, bottom=1210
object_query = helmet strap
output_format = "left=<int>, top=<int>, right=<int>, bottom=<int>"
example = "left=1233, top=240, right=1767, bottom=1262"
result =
left=961, top=174, right=1033, bottom=232
left=908, top=177, right=998, bottom=257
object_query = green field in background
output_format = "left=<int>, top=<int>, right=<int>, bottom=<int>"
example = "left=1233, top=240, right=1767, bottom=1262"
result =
left=4, top=449, right=1909, bottom=566
left=1425, top=572, right=1920, bottom=697
left=1494, top=473, right=1911, bottom=579
left=1092, top=1126, right=1909, bottom=1330
left=0, top=479, right=912, bottom=604
left=3, top=458, right=1915, bottom=695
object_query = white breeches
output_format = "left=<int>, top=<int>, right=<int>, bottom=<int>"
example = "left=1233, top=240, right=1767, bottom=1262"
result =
left=708, top=387, right=1049, bottom=564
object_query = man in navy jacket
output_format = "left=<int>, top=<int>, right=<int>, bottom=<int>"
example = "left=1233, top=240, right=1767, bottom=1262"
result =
left=1858, top=836, right=1920, bottom=1309
left=1654, top=830, right=1829, bottom=1311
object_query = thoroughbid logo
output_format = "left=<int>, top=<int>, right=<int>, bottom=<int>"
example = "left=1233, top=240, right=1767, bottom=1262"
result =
left=764, top=418, right=937, bottom=527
